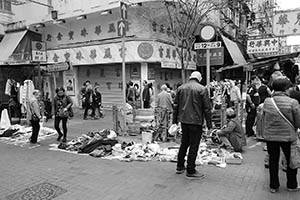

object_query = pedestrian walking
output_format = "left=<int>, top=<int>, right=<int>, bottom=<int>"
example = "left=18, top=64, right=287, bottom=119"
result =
left=126, top=81, right=136, bottom=108
left=245, top=75, right=261, bottom=137
left=28, top=90, right=42, bottom=144
left=53, top=87, right=73, bottom=143
left=80, top=83, right=87, bottom=109
left=83, top=81, right=95, bottom=120
left=157, top=84, right=173, bottom=112
left=263, top=77, right=300, bottom=193
left=173, top=71, right=212, bottom=179
left=93, top=85, right=103, bottom=118
left=142, top=81, right=151, bottom=108
left=229, top=80, right=241, bottom=110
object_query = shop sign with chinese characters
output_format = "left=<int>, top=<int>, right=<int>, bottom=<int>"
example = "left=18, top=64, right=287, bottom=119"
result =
left=273, top=10, right=300, bottom=36
left=247, top=38, right=279, bottom=54
left=197, top=47, right=224, bottom=66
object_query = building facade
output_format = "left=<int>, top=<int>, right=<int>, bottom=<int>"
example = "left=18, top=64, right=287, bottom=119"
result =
left=28, top=0, right=196, bottom=107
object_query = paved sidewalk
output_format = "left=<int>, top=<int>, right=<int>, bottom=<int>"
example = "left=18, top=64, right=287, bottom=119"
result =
left=0, top=114, right=299, bottom=200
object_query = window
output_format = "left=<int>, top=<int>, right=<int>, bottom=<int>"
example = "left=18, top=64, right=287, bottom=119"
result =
left=0, top=0, right=11, bottom=12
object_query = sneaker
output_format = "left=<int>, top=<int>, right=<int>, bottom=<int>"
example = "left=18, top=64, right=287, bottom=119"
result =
left=269, top=188, right=278, bottom=193
left=62, top=138, right=67, bottom=143
left=176, top=167, right=185, bottom=174
left=186, top=171, right=205, bottom=180
left=287, top=186, right=300, bottom=192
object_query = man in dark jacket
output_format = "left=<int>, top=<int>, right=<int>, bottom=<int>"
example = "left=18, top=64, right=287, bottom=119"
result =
left=289, top=75, right=300, bottom=104
left=173, top=71, right=212, bottom=179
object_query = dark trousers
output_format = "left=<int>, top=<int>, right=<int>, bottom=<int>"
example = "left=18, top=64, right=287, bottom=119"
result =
left=30, top=120, right=40, bottom=143
left=267, top=141, right=298, bottom=189
left=84, top=103, right=95, bottom=118
left=54, top=117, right=68, bottom=139
left=143, top=101, right=150, bottom=109
left=177, top=123, right=203, bottom=174
left=246, top=108, right=257, bottom=137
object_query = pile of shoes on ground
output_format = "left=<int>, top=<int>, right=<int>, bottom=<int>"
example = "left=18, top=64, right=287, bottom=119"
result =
left=0, top=125, right=56, bottom=147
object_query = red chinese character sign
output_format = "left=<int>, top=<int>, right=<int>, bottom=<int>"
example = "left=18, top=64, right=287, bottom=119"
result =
left=273, top=10, right=300, bottom=36
left=247, top=38, right=279, bottom=54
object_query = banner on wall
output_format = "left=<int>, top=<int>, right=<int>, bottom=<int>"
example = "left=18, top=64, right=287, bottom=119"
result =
left=63, top=71, right=76, bottom=96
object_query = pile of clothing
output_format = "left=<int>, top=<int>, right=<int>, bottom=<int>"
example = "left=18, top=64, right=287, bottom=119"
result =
left=0, top=125, right=56, bottom=147
left=55, top=129, right=118, bottom=158
left=103, top=142, right=161, bottom=162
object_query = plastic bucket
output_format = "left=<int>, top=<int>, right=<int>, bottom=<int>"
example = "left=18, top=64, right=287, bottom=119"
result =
left=142, top=131, right=153, bottom=144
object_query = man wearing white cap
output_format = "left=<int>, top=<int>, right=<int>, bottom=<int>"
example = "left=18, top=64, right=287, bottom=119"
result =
left=173, top=71, right=212, bottom=179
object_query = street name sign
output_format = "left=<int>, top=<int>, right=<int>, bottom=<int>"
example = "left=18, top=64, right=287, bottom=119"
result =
left=194, top=41, right=222, bottom=49
left=46, top=62, right=71, bottom=73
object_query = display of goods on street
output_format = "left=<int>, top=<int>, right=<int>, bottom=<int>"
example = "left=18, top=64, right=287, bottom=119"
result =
left=0, top=125, right=56, bottom=147
left=48, top=128, right=243, bottom=167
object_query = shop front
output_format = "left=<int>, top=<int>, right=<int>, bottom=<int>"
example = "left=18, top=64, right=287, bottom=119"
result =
left=47, top=40, right=197, bottom=108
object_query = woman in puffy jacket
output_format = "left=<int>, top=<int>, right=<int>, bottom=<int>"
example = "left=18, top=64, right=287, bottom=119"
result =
left=263, top=76, right=300, bottom=193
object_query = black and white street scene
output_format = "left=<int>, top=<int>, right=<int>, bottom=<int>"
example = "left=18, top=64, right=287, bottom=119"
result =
left=1, top=0, right=300, bottom=199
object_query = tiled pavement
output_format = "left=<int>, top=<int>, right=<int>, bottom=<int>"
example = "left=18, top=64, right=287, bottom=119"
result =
left=0, top=111, right=300, bottom=200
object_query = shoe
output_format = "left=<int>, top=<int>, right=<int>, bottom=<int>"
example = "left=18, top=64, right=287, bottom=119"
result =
left=263, top=146, right=268, bottom=151
left=83, top=117, right=87, bottom=120
left=269, top=188, right=278, bottom=193
left=265, top=164, right=269, bottom=169
left=176, top=167, right=185, bottom=174
left=62, top=138, right=67, bottom=143
left=57, top=134, right=63, bottom=142
left=282, top=168, right=287, bottom=172
left=186, top=171, right=205, bottom=180
left=287, top=186, right=300, bottom=192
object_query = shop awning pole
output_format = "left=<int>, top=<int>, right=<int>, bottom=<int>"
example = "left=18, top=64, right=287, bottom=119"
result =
left=206, top=49, right=210, bottom=96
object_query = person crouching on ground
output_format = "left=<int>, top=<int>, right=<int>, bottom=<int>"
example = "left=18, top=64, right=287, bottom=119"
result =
left=216, top=108, right=246, bottom=152
left=28, top=90, right=42, bottom=144
left=53, top=87, right=73, bottom=143
left=173, top=71, right=212, bottom=179
left=263, top=76, right=300, bottom=193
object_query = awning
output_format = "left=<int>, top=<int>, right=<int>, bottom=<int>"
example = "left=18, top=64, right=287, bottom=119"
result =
left=0, top=30, right=27, bottom=64
left=216, top=64, right=244, bottom=72
left=221, top=35, right=247, bottom=65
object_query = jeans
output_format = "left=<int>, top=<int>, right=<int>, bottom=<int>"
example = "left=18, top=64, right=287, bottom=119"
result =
left=143, top=101, right=150, bottom=109
left=30, top=120, right=40, bottom=143
left=54, top=117, right=68, bottom=139
left=267, top=141, right=298, bottom=189
left=84, top=103, right=95, bottom=118
left=177, top=123, right=202, bottom=174
left=246, top=107, right=257, bottom=137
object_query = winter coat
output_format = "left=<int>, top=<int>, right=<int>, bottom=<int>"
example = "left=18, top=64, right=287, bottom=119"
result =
left=156, top=90, right=173, bottom=112
left=173, top=79, right=212, bottom=128
left=219, top=118, right=246, bottom=152
left=263, top=92, right=300, bottom=142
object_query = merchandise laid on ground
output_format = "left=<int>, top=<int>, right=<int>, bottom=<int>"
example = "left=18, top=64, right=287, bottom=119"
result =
left=0, top=125, right=56, bottom=148
left=48, top=129, right=243, bottom=168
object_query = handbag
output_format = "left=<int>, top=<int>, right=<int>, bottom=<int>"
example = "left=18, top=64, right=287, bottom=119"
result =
left=270, top=98, right=300, bottom=169
left=68, top=107, right=74, bottom=118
